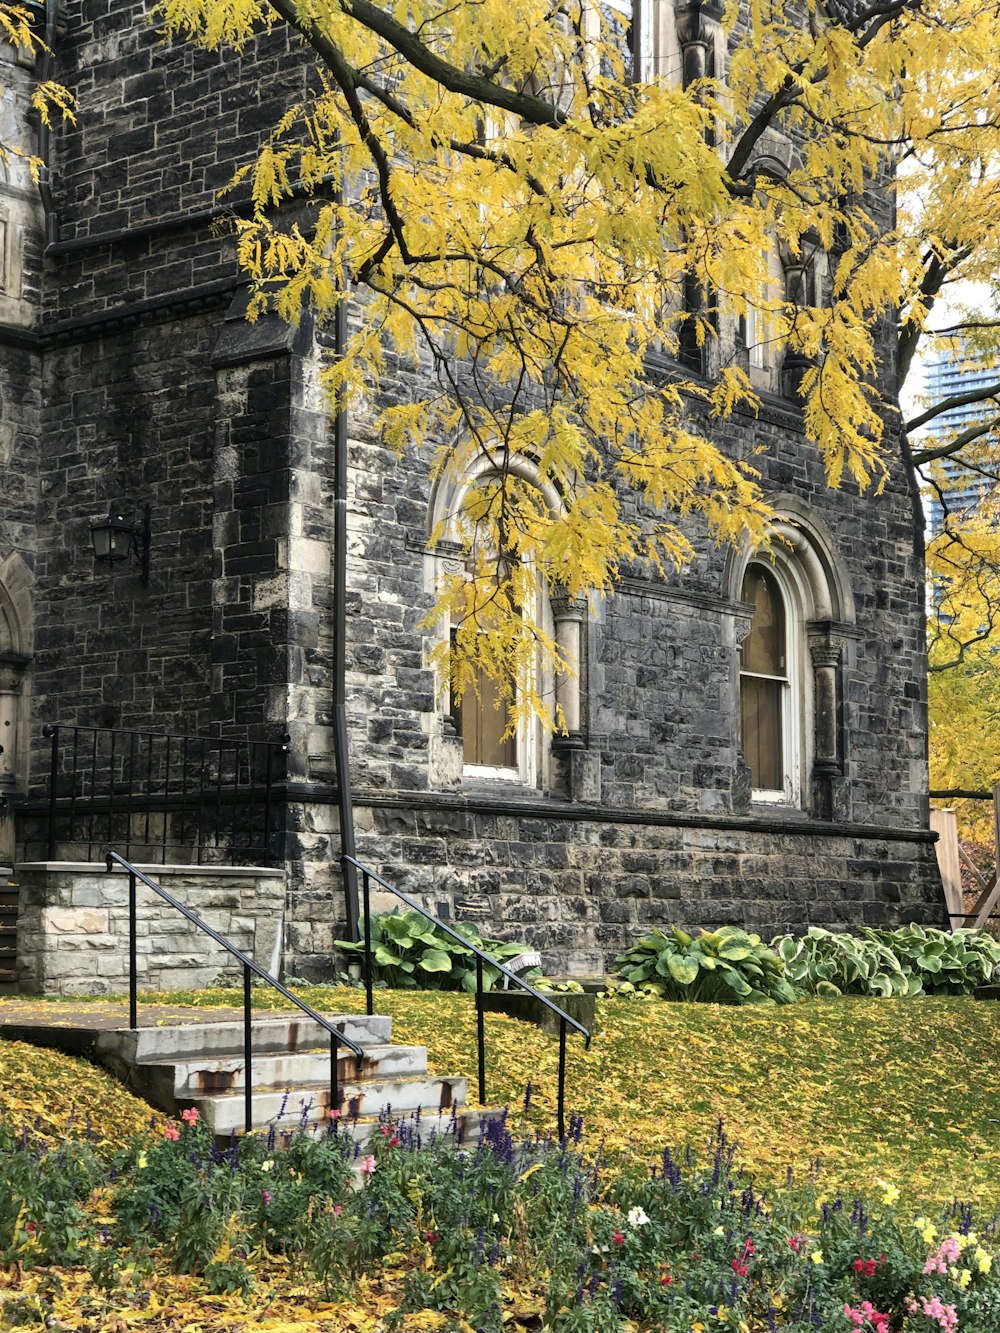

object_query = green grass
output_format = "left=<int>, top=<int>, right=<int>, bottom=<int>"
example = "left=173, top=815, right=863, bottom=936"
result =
left=3, top=988, right=1000, bottom=1207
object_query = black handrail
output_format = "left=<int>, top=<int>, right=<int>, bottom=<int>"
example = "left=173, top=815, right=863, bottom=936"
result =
left=106, top=851, right=365, bottom=1134
left=342, top=854, right=591, bottom=1140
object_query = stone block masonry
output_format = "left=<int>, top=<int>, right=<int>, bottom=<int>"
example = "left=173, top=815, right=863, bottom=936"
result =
left=15, top=863, right=284, bottom=997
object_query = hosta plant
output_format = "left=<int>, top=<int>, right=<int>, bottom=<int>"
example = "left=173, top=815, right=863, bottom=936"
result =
left=336, top=910, right=539, bottom=993
left=613, top=926, right=797, bottom=1005
left=775, top=924, right=1000, bottom=998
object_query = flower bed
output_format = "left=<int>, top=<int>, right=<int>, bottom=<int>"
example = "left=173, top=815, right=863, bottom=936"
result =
left=2, top=1110, right=999, bottom=1332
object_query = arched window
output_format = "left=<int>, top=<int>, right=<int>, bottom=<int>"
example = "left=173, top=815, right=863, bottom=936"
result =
left=729, top=509, right=854, bottom=817
left=740, top=563, right=798, bottom=802
left=451, top=547, right=524, bottom=779
left=426, top=455, right=585, bottom=791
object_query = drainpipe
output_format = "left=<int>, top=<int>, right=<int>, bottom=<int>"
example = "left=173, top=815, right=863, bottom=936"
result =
left=332, top=285, right=359, bottom=941
left=36, top=0, right=60, bottom=247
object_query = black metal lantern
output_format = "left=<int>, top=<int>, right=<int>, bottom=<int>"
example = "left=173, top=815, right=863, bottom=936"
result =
left=90, top=507, right=151, bottom=585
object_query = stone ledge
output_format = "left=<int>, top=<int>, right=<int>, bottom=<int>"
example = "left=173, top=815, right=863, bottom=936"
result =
left=14, top=862, right=279, bottom=879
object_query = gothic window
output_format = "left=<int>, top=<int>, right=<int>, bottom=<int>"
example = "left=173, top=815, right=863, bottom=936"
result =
left=451, top=547, right=525, bottom=780
left=740, top=563, right=798, bottom=802
left=428, top=456, right=585, bottom=792
left=731, top=513, right=853, bottom=818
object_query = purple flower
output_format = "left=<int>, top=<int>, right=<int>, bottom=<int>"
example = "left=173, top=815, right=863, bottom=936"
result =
left=261, top=1189, right=272, bottom=1206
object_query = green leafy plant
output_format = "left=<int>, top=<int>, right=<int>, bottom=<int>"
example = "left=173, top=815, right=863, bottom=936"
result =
left=774, top=924, right=1000, bottom=998
left=612, top=926, right=797, bottom=1006
left=336, top=910, right=540, bottom=993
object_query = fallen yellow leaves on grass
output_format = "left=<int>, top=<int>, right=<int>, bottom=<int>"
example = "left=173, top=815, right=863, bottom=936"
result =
left=4, top=988, right=1000, bottom=1206
left=0, top=1038, right=157, bottom=1150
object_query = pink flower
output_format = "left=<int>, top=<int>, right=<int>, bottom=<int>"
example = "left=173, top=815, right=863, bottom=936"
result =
left=612, top=1230, right=625, bottom=1246
left=162, top=1122, right=180, bottom=1141
left=359, top=1154, right=377, bottom=1176
left=25, top=1221, right=37, bottom=1235
left=789, top=1235, right=803, bottom=1252
left=261, top=1189, right=272, bottom=1206
left=333, top=1204, right=343, bottom=1216
left=328, top=1109, right=342, bottom=1120
left=181, top=1108, right=199, bottom=1125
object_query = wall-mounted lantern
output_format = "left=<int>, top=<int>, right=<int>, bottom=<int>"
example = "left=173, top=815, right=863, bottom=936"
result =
left=90, top=506, right=151, bottom=586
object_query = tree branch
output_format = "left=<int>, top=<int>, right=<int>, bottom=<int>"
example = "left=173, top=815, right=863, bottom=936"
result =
left=908, top=380, right=1000, bottom=434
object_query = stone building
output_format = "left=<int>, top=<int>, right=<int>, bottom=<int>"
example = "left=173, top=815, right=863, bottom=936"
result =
left=0, top=0, right=943, bottom=990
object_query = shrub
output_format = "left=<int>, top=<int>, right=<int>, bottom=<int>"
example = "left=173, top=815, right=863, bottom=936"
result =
left=612, top=926, right=797, bottom=1005
left=773, top=924, right=1000, bottom=998
left=336, top=910, right=540, bottom=992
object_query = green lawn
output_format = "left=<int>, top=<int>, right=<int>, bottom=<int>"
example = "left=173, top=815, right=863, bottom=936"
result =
left=5, top=988, right=999, bottom=1208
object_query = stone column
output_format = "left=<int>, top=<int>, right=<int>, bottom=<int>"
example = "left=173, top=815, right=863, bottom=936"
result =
left=809, top=639, right=842, bottom=778
left=809, top=633, right=844, bottom=821
left=550, top=594, right=587, bottom=748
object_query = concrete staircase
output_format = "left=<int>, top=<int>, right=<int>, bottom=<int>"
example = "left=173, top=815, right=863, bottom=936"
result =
left=93, top=1011, right=479, bottom=1142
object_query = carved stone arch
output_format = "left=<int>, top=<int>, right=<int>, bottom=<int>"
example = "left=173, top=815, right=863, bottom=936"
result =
left=724, top=500, right=854, bottom=819
left=722, top=497, right=855, bottom=626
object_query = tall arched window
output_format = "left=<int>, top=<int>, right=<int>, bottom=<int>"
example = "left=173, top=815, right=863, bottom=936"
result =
left=426, top=454, right=584, bottom=791
left=740, top=563, right=797, bottom=801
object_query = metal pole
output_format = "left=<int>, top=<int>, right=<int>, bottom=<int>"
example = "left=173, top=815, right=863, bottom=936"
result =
left=331, top=242, right=359, bottom=942
left=363, top=871, right=373, bottom=1017
left=476, top=954, right=486, bottom=1105
left=330, top=1032, right=339, bottom=1127
left=129, top=871, right=137, bottom=1030
left=244, top=962, right=253, bottom=1136
left=45, top=724, right=59, bottom=861
left=557, top=1018, right=567, bottom=1143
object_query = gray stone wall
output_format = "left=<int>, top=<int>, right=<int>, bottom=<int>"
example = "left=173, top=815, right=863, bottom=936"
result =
left=0, top=1, right=943, bottom=983
left=351, top=796, right=944, bottom=975
left=15, top=861, right=284, bottom=995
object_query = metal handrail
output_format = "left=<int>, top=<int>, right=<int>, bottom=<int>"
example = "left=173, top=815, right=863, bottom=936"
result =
left=342, top=853, right=591, bottom=1140
left=106, top=851, right=364, bottom=1134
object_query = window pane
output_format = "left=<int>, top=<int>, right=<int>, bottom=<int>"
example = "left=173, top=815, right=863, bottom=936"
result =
left=741, top=675, right=783, bottom=792
left=457, top=664, right=517, bottom=769
left=741, top=566, right=786, bottom=677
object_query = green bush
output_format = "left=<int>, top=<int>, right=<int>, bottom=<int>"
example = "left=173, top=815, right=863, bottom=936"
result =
left=612, top=926, right=797, bottom=1005
left=336, top=910, right=540, bottom=992
left=774, top=924, right=1000, bottom=998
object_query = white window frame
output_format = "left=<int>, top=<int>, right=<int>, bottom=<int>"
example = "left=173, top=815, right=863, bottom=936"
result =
left=740, top=561, right=803, bottom=806
left=427, top=456, right=560, bottom=792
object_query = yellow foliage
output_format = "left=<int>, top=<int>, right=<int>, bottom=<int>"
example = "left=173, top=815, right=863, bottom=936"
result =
left=147, top=0, right=1000, bottom=715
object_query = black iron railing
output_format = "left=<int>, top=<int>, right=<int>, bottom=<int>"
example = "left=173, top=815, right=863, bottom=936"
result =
left=342, top=854, right=591, bottom=1140
left=106, top=851, right=364, bottom=1135
left=30, top=723, right=288, bottom=865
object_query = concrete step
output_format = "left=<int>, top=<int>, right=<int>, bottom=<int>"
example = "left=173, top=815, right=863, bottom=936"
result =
left=197, top=1073, right=468, bottom=1137
left=137, top=1042, right=429, bottom=1102
left=94, top=1013, right=392, bottom=1068
left=0, top=969, right=17, bottom=996
left=340, top=1106, right=500, bottom=1160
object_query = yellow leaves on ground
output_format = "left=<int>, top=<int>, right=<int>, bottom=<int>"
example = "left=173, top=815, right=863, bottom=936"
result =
left=0, top=1038, right=157, bottom=1150
left=10, top=988, right=1000, bottom=1208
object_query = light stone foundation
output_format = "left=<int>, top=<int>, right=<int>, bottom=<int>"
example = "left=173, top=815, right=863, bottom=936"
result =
left=15, top=862, right=285, bottom=997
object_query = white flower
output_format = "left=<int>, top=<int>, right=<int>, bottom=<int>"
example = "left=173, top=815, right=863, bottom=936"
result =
left=627, top=1206, right=650, bottom=1228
